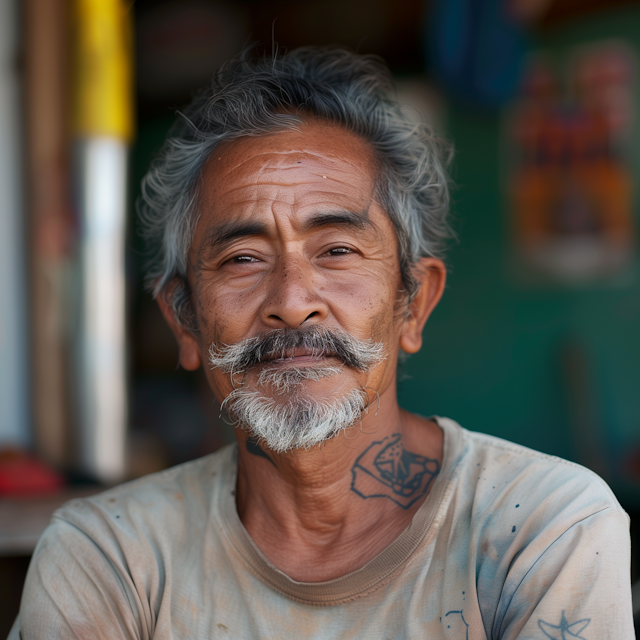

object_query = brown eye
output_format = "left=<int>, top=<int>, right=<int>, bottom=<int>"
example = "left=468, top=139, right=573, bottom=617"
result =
left=232, top=255, right=260, bottom=263
left=327, top=247, right=353, bottom=256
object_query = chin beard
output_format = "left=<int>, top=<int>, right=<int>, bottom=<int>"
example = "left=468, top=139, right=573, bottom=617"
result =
left=222, top=379, right=369, bottom=454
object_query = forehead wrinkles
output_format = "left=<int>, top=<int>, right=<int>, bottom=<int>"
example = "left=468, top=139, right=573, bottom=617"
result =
left=199, top=160, right=376, bottom=223
left=204, top=123, right=378, bottom=184
left=193, top=124, right=383, bottom=247
left=205, top=151, right=374, bottom=198
left=213, top=179, right=370, bottom=213
left=221, top=148, right=345, bottom=175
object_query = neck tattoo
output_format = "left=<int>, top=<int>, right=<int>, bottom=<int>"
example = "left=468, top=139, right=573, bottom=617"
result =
left=246, top=437, right=277, bottom=468
left=350, top=433, right=439, bottom=509
left=243, top=432, right=440, bottom=510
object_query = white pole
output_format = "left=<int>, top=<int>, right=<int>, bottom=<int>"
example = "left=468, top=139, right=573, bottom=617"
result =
left=76, top=138, right=127, bottom=482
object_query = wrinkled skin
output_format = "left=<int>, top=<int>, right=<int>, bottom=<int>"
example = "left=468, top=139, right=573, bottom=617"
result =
left=158, top=120, right=446, bottom=581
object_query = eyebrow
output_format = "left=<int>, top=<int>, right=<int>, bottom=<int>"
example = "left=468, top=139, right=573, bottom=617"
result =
left=302, top=209, right=374, bottom=232
left=201, top=208, right=374, bottom=256
left=202, top=220, right=269, bottom=252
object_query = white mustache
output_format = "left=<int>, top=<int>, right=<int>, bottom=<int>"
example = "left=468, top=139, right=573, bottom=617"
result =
left=208, top=326, right=385, bottom=376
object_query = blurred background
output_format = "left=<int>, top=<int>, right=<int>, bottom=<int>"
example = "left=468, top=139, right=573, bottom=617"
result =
left=2, top=0, right=640, bottom=633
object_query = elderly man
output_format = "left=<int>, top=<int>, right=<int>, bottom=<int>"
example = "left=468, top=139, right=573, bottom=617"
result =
left=16, top=48, right=633, bottom=639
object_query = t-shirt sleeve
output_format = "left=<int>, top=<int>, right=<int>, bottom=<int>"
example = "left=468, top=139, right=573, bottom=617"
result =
left=19, top=514, right=145, bottom=640
left=496, top=506, right=634, bottom=640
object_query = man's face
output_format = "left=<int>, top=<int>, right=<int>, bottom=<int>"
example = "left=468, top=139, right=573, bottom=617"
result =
left=171, top=120, right=426, bottom=448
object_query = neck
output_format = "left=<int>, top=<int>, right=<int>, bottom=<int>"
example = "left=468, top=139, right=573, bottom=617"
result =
left=234, top=384, right=443, bottom=582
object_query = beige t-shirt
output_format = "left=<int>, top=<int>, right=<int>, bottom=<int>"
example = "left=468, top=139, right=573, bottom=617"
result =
left=14, top=417, right=634, bottom=639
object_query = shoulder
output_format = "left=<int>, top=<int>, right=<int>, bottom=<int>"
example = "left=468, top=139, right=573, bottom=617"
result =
left=49, top=443, right=236, bottom=550
left=19, top=446, right=236, bottom=639
left=437, top=417, right=627, bottom=538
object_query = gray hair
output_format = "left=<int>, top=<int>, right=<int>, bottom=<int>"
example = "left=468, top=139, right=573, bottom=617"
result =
left=138, top=46, right=453, bottom=330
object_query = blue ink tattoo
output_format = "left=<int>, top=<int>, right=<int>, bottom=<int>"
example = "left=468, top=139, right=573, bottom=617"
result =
left=350, top=434, right=439, bottom=509
left=444, top=610, right=469, bottom=640
left=246, top=437, right=277, bottom=467
left=538, top=611, right=590, bottom=640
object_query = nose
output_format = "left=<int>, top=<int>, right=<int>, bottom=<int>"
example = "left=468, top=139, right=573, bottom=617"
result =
left=260, top=254, right=329, bottom=329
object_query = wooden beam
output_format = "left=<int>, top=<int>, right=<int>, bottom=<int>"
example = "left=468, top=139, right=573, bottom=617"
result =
left=24, top=0, right=73, bottom=467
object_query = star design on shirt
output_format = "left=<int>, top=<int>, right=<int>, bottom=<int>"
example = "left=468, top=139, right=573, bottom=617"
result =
left=538, top=611, right=591, bottom=640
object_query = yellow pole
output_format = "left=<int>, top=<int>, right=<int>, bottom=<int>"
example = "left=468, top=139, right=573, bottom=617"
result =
left=72, top=0, right=134, bottom=140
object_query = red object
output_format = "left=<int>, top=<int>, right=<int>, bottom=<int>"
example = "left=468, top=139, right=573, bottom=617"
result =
left=0, top=449, right=65, bottom=496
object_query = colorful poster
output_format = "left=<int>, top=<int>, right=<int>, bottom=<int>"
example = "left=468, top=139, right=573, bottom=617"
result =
left=505, top=41, right=637, bottom=283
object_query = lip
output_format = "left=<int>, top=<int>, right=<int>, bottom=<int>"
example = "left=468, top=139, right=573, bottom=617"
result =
left=259, top=350, right=338, bottom=366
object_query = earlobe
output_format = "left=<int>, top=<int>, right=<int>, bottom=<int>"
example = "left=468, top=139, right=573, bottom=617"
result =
left=399, top=258, right=446, bottom=355
left=156, top=280, right=203, bottom=371
left=177, top=338, right=202, bottom=371
left=399, top=321, right=423, bottom=354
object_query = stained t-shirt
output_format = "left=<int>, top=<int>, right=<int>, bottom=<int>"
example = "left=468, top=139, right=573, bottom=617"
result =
left=13, top=417, right=634, bottom=639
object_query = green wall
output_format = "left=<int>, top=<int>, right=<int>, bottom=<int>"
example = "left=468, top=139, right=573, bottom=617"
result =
left=400, top=6, right=640, bottom=506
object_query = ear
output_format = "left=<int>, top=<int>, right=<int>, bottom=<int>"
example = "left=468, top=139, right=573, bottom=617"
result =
left=156, top=279, right=202, bottom=371
left=399, top=258, right=446, bottom=354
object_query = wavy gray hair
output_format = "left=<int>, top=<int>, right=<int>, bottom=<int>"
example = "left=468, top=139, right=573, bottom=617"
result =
left=138, top=46, right=453, bottom=331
